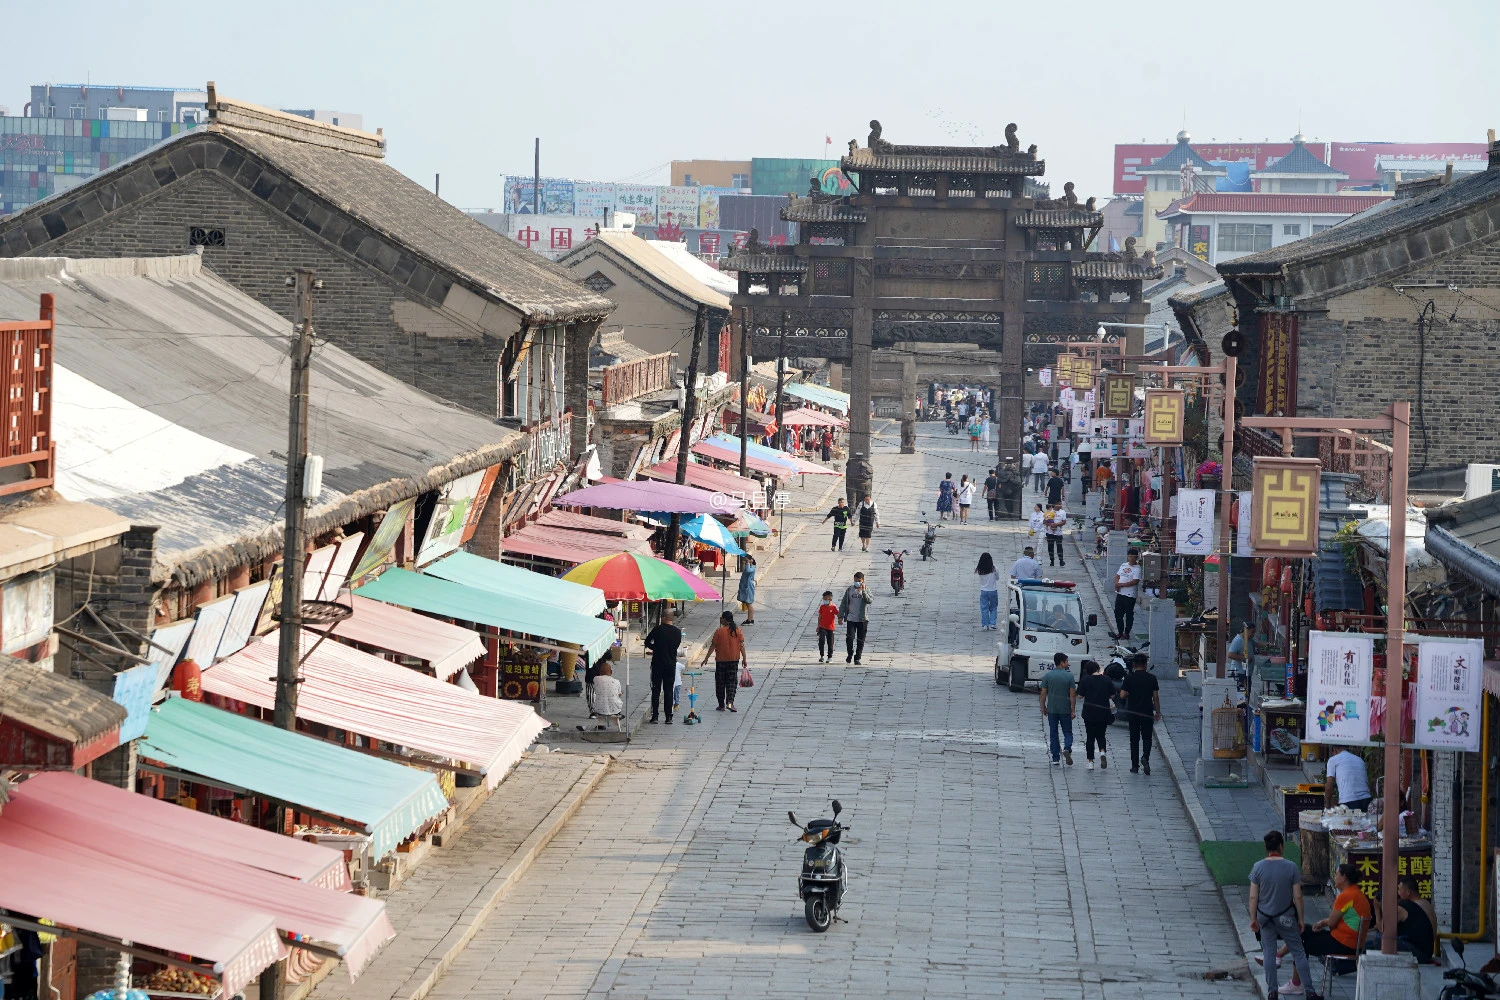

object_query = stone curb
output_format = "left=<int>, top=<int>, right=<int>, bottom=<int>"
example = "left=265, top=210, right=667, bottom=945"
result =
left=1072, top=535, right=1262, bottom=992
left=397, top=755, right=612, bottom=1000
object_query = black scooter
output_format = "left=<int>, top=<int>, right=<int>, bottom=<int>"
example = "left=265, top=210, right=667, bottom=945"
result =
left=919, top=520, right=939, bottom=561
left=790, top=800, right=849, bottom=932
left=1441, top=940, right=1500, bottom=999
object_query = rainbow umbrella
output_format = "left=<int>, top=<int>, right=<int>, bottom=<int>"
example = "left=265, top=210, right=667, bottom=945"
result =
left=563, top=552, right=717, bottom=602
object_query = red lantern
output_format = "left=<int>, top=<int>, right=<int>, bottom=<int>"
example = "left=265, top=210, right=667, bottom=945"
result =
left=1280, top=563, right=1293, bottom=594
left=172, top=658, right=203, bottom=702
left=1261, top=557, right=1282, bottom=591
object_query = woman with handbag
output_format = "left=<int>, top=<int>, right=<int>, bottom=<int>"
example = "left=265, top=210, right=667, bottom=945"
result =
left=1076, top=660, right=1114, bottom=770
left=701, top=610, right=750, bottom=713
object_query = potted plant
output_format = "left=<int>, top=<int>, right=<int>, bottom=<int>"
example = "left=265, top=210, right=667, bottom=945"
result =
left=1196, top=459, right=1222, bottom=490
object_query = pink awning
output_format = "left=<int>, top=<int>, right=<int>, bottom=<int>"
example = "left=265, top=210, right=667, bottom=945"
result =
left=501, top=523, right=652, bottom=565
left=780, top=407, right=847, bottom=428
left=639, top=461, right=767, bottom=509
left=553, top=479, right=742, bottom=514
left=691, top=440, right=792, bottom=477
left=204, top=632, right=547, bottom=789
left=536, top=508, right=653, bottom=540
left=20, top=770, right=349, bottom=889
left=334, top=595, right=487, bottom=679
left=2, top=775, right=394, bottom=982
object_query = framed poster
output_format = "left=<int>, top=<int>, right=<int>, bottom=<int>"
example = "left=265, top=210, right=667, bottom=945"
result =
left=1305, top=630, right=1374, bottom=744
left=1174, top=489, right=1216, bottom=555
left=1414, top=637, right=1483, bottom=752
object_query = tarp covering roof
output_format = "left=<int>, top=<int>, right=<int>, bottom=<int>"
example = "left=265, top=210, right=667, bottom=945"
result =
left=535, top=508, right=654, bottom=541
left=204, top=631, right=547, bottom=789
left=140, top=697, right=449, bottom=863
left=500, top=522, right=652, bottom=564
left=639, top=460, right=767, bottom=508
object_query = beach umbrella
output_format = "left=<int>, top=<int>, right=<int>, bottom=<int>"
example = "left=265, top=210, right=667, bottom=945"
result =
left=680, top=514, right=746, bottom=557
left=729, top=509, right=772, bottom=538
left=563, top=552, right=713, bottom=602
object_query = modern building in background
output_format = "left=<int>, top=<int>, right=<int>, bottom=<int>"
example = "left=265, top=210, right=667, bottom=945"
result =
left=670, top=159, right=750, bottom=189
left=27, top=83, right=208, bottom=123
left=282, top=108, right=364, bottom=130
left=1156, top=191, right=1392, bottom=265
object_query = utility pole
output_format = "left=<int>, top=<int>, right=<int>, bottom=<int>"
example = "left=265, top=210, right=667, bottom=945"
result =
left=1212, top=352, right=1236, bottom=681
left=533, top=138, right=540, bottom=216
left=739, top=307, right=749, bottom=479
left=664, top=304, right=707, bottom=562
left=275, top=269, right=316, bottom=732
left=773, top=311, right=789, bottom=452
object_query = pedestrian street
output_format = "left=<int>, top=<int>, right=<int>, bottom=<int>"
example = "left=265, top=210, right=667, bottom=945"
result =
left=421, top=419, right=1255, bottom=1000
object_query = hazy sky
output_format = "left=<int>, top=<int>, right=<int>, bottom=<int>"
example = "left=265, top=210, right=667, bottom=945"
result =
left=6, top=0, right=1496, bottom=209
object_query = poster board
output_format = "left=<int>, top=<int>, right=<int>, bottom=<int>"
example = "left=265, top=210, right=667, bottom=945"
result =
left=1305, top=630, right=1374, bottom=744
left=1174, top=489, right=1216, bottom=556
left=1414, top=637, right=1483, bottom=752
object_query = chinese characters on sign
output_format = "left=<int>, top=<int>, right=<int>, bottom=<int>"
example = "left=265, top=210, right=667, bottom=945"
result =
left=1250, top=457, right=1322, bottom=556
left=1305, top=630, right=1374, bottom=744
left=1343, top=846, right=1434, bottom=902
left=1188, top=224, right=1210, bottom=262
left=1101, top=373, right=1134, bottom=418
left=1257, top=313, right=1297, bottom=417
left=1414, top=637, right=1483, bottom=752
left=1055, top=354, right=1075, bottom=387
left=1071, top=357, right=1095, bottom=392
left=1235, top=492, right=1255, bottom=556
left=1125, top=418, right=1148, bottom=458
left=1143, top=389, right=1185, bottom=445
left=1174, top=488, right=1216, bottom=556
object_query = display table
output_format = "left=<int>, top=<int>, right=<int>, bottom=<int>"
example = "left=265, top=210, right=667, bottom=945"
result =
left=1276, top=785, right=1324, bottom=834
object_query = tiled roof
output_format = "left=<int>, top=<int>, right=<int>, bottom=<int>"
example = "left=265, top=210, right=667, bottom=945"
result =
left=1253, top=139, right=1345, bottom=176
left=1075, top=259, right=1165, bottom=281
left=0, top=659, right=127, bottom=745
left=841, top=147, right=1044, bottom=176
left=556, top=230, right=729, bottom=310
left=1158, top=192, right=1391, bottom=217
left=1137, top=139, right=1224, bottom=175
left=1013, top=209, right=1103, bottom=228
left=1218, top=165, right=1500, bottom=275
left=717, top=252, right=809, bottom=274
left=780, top=199, right=867, bottom=223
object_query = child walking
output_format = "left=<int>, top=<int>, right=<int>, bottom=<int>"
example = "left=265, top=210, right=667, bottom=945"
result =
left=816, top=590, right=838, bottom=662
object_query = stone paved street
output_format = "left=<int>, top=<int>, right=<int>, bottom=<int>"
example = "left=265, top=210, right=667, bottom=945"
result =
left=422, top=421, right=1255, bottom=1000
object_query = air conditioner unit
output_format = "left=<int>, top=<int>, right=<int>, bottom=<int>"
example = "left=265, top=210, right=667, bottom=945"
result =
left=1463, top=463, right=1500, bottom=501
left=104, top=107, right=147, bottom=122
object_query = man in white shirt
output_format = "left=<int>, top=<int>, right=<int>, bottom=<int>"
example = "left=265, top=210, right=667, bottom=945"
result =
left=1112, top=549, right=1143, bottom=639
left=1043, top=507, right=1068, bottom=568
left=1010, top=546, right=1042, bottom=580
left=1325, top=748, right=1373, bottom=811
left=1032, top=450, right=1050, bottom=492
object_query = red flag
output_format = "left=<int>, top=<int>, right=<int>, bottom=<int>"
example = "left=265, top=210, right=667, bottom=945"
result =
left=825, top=136, right=832, bottom=145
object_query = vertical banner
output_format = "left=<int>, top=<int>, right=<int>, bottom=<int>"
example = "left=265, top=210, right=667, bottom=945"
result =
left=1414, top=637, right=1483, bottom=752
left=1143, top=389, right=1185, bottom=445
left=1305, top=630, right=1374, bottom=744
left=1101, top=373, right=1134, bottom=418
left=1257, top=312, right=1297, bottom=417
left=1071, top=357, right=1095, bottom=391
left=1174, top=488, right=1216, bottom=555
left=1189, top=224, right=1210, bottom=261
left=1056, top=354, right=1075, bottom=387
left=1038, top=368, right=1052, bottom=387
left=1236, top=492, right=1255, bottom=556
left=1250, top=457, right=1322, bottom=556
left=1125, top=418, right=1148, bottom=458
left=1058, top=387, right=1075, bottom=408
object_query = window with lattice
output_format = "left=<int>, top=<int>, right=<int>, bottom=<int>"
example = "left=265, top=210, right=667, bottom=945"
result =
left=811, top=259, right=852, bottom=296
left=1026, top=263, right=1067, bottom=300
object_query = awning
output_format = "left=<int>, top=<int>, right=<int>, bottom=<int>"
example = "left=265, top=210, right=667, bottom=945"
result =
left=721, top=408, right=778, bottom=434
left=639, top=461, right=767, bottom=508
left=784, top=382, right=850, bottom=414
left=424, top=551, right=607, bottom=617
left=140, top=697, right=451, bottom=862
left=334, top=595, right=487, bottom=679
left=706, top=434, right=841, bottom=476
left=501, top=522, right=652, bottom=564
left=553, top=479, right=742, bottom=514
left=21, top=767, right=350, bottom=889
left=692, top=439, right=794, bottom=477
left=204, top=632, right=547, bottom=790
left=780, top=407, right=847, bottom=428
left=2, top=772, right=395, bottom=984
left=536, top=508, right=653, bottom=541
left=356, top=567, right=614, bottom=662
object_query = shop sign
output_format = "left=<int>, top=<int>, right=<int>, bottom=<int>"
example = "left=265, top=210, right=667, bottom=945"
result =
left=1340, top=844, right=1434, bottom=901
left=1143, top=389, right=1185, bottom=445
left=1101, top=373, right=1134, bottom=418
left=1038, top=367, right=1052, bottom=387
left=1059, top=387, right=1074, bottom=408
left=1257, top=312, right=1297, bottom=417
left=1189, top=224, right=1210, bottom=262
left=349, top=498, right=417, bottom=586
left=1056, top=354, right=1075, bottom=387
left=1125, top=418, right=1148, bottom=458
left=499, top=652, right=544, bottom=703
left=1251, top=457, right=1321, bottom=557
left=1071, top=357, right=1095, bottom=391
left=1413, top=636, right=1483, bottom=752
left=1174, top=488, right=1216, bottom=555
left=1305, top=630, right=1374, bottom=744
left=1236, top=492, right=1255, bottom=556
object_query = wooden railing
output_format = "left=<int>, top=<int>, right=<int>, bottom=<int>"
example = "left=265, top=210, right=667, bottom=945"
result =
left=600, top=352, right=675, bottom=407
left=0, top=293, right=55, bottom=497
left=523, top=411, right=572, bottom=475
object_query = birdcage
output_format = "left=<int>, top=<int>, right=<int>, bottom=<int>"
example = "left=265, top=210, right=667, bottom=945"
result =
left=1212, top=693, right=1247, bottom=759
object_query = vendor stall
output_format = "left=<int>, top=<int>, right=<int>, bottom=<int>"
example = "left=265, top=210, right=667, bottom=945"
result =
left=331, top=596, right=487, bottom=679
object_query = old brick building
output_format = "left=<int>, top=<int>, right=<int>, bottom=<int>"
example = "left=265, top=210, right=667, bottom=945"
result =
left=1217, top=133, right=1500, bottom=473
left=0, top=85, right=612, bottom=463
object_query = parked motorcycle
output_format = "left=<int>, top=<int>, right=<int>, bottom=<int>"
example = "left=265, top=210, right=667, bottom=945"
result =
left=919, top=521, right=939, bottom=561
left=1441, top=940, right=1500, bottom=999
left=883, top=549, right=908, bottom=596
left=790, top=800, right=849, bottom=932
left=945, top=416, right=961, bottom=435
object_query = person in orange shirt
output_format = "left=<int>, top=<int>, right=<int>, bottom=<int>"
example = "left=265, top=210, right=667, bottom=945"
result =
left=1094, top=458, right=1115, bottom=492
left=815, top=590, right=838, bottom=663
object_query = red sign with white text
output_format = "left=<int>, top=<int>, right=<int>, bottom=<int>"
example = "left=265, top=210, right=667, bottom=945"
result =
left=1113, top=142, right=1299, bottom=194
left=1327, top=142, right=1489, bottom=184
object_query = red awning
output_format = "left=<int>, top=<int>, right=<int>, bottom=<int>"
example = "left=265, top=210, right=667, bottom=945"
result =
left=1, top=774, right=394, bottom=982
left=536, top=508, right=653, bottom=540
left=692, top=440, right=793, bottom=477
left=780, top=407, right=847, bottom=428
left=204, top=632, right=548, bottom=789
left=501, top=523, right=653, bottom=565
left=333, top=596, right=487, bottom=679
left=639, top=461, right=767, bottom=509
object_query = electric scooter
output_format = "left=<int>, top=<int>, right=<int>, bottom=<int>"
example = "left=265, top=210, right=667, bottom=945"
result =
left=883, top=548, right=908, bottom=596
left=919, top=521, right=939, bottom=561
left=790, top=799, right=849, bottom=932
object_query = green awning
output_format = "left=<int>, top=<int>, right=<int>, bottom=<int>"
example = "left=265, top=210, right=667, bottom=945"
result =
left=783, top=382, right=850, bottom=414
left=354, top=567, right=616, bottom=663
left=425, top=551, right=606, bottom=617
left=139, top=697, right=450, bottom=861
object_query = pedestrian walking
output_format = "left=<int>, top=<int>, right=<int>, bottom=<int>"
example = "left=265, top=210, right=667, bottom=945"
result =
left=1248, top=831, right=1316, bottom=1000
left=1038, top=652, right=1077, bottom=765
left=643, top=610, right=682, bottom=724
left=1028, top=502, right=1045, bottom=538
left=857, top=494, right=879, bottom=551
left=736, top=554, right=757, bottom=624
left=1119, top=653, right=1161, bottom=774
left=1031, top=450, right=1050, bottom=492
left=838, top=571, right=873, bottom=664
left=1009, top=545, right=1042, bottom=581
left=983, top=468, right=1000, bottom=520
left=815, top=590, right=838, bottom=662
left=976, top=553, right=1000, bottom=630
left=1045, top=468, right=1065, bottom=508
left=821, top=497, right=851, bottom=551
left=1076, top=438, right=1092, bottom=498
left=1077, top=660, right=1112, bottom=769
left=700, top=610, right=749, bottom=712
left=1043, top=506, right=1068, bottom=568
left=1094, top=458, right=1115, bottom=499
left=956, top=475, right=974, bottom=523
left=1112, top=549, right=1142, bottom=640
left=936, top=472, right=955, bottom=520
left=968, top=416, right=982, bottom=451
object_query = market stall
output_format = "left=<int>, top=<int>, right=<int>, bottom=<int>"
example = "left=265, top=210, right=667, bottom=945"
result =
left=423, top=551, right=607, bottom=617
left=331, top=596, right=488, bottom=679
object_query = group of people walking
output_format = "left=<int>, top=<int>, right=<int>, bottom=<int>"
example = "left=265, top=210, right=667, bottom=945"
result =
left=936, top=470, right=1005, bottom=523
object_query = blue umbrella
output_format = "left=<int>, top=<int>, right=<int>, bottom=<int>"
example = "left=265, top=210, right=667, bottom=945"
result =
left=731, top=508, right=772, bottom=538
left=681, top=514, right=746, bottom=556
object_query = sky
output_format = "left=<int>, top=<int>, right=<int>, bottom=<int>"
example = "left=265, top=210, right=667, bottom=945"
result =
left=5, top=0, right=1497, bottom=209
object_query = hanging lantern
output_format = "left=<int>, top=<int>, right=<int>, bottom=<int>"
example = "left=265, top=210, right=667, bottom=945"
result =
left=1279, top=563, right=1293, bottom=594
left=1261, top=557, right=1282, bottom=590
left=172, top=658, right=203, bottom=701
